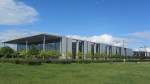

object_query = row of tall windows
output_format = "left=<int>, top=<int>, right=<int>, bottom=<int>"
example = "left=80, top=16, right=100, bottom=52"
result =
left=17, top=42, right=60, bottom=52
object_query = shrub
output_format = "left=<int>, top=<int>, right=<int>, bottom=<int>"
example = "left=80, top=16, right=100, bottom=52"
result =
left=14, top=58, right=27, bottom=64
left=72, top=59, right=92, bottom=64
left=98, top=53, right=107, bottom=60
left=12, top=51, right=19, bottom=58
left=78, top=52, right=84, bottom=60
left=27, top=46, right=39, bottom=57
left=86, top=52, right=92, bottom=59
left=66, top=52, right=72, bottom=60
left=18, top=50, right=28, bottom=58
left=47, top=51, right=61, bottom=58
left=39, top=50, right=48, bottom=60
left=50, top=59, right=72, bottom=64
left=0, top=46, right=14, bottom=58
left=94, top=53, right=101, bottom=59
left=27, top=59, right=42, bottom=65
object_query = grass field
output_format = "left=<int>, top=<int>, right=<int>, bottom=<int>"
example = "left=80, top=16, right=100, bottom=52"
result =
left=0, top=63, right=150, bottom=84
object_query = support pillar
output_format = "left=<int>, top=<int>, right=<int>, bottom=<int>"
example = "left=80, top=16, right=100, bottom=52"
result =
left=94, top=43, right=97, bottom=60
left=3, top=42, right=6, bottom=47
left=25, top=41, right=28, bottom=53
left=59, top=39, right=62, bottom=54
left=43, top=35, right=46, bottom=51
left=76, top=41, right=79, bottom=59
left=94, top=43, right=96, bottom=54
left=83, top=41, right=87, bottom=60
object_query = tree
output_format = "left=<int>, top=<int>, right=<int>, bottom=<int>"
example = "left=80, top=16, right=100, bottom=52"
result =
left=19, top=50, right=28, bottom=58
left=86, top=52, right=92, bottom=59
left=66, top=52, right=72, bottom=60
left=47, top=51, right=61, bottom=58
left=99, top=53, right=106, bottom=60
left=78, top=52, right=84, bottom=60
left=39, top=50, right=48, bottom=60
left=0, top=46, right=14, bottom=58
left=27, top=45, right=39, bottom=57
left=95, top=52, right=101, bottom=59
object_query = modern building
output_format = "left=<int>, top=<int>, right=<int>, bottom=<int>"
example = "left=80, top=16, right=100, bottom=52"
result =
left=133, top=51, right=150, bottom=57
left=4, top=34, right=133, bottom=59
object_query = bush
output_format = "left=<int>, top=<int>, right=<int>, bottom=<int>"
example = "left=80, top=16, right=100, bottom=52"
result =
left=15, top=58, right=27, bottom=64
left=66, top=52, right=72, bottom=60
left=18, top=50, right=28, bottom=58
left=75, top=59, right=92, bottom=64
left=39, top=50, right=48, bottom=60
left=47, top=51, right=61, bottom=58
left=28, top=59, right=42, bottom=65
left=94, top=53, right=101, bottom=59
left=86, top=52, right=92, bottom=59
left=0, top=46, right=15, bottom=58
left=0, top=58, right=42, bottom=65
left=78, top=52, right=84, bottom=60
left=27, top=45, right=39, bottom=57
left=48, top=59, right=72, bottom=64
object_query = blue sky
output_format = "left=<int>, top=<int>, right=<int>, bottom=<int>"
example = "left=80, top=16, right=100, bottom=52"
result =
left=0, top=0, right=150, bottom=50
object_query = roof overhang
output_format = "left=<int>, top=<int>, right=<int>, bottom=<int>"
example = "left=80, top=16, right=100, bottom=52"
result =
left=4, top=34, right=62, bottom=44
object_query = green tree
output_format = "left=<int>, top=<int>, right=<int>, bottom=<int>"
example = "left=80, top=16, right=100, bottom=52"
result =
left=18, top=50, right=28, bottom=58
left=27, top=45, right=39, bottom=58
left=39, top=50, right=48, bottom=60
left=78, top=52, right=84, bottom=60
left=99, top=53, right=106, bottom=60
left=47, top=51, right=61, bottom=58
left=0, top=46, right=14, bottom=58
left=95, top=52, right=101, bottom=59
left=104, top=53, right=108, bottom=60
left=86, top=52, right=92, bottom=59
left=66, top=52, right=72, bottom=60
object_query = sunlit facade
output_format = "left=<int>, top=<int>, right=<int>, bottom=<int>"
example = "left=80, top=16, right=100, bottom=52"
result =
left=4, top=34, right=133, bottom=59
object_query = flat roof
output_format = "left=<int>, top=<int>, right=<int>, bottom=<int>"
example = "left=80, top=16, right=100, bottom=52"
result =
left=4, top=34, right=62, bottom=44
left=4, top=33, right=131, bottom=49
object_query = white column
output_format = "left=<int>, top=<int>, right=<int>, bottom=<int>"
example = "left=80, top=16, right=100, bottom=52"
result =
left=3, top=43, right=5, bottom=47
left=25, top=41, right=28, bottom=52
left=94, top=43, right=96, bottom=54
left=43, top=35, right=46, bottom=51
left=59, top=39, right=62, bottom=54
left=83, top=41, right=87, bottom=59
left=76, top=41, right=79, bottom=59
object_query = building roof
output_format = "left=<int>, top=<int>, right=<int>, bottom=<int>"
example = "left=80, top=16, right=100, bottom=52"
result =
left=4, top=33, right=131, bottom=49
left=4, top=34, right=62, bottom=44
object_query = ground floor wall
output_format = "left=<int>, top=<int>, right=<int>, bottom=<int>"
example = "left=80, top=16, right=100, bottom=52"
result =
left=60, top=37, right=133, bottom=60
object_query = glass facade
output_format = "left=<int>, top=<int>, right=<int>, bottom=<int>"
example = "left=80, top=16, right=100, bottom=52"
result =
left=17, top=42, right=60, bottom=52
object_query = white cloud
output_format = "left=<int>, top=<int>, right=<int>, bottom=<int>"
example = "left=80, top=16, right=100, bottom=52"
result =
left=130, top=31, right=150, bottom=40
left=0, top=0, right=38, bottom=25
left=133, top=47, right=150, bottom=52
left=67, top=34, right=128, bottom=47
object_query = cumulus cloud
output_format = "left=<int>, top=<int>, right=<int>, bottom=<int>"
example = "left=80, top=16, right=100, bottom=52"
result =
left=133, top=47, right=150, bottom=52
left=67, top=34, right=128, bottom=47
left=0, top=0, right=38, bottom=25
left=130, top=31, right=150, bottom=40
left=67, top=34, right=112, bottom=43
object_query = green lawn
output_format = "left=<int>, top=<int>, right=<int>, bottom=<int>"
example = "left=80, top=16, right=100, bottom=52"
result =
left=0, top=63, right=150, bottom=84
